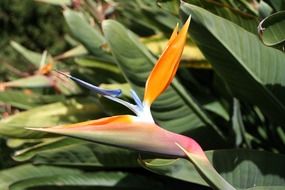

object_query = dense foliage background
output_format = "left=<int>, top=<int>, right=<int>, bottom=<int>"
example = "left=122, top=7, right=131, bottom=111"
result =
left=0, top=0, right=285, bottom=189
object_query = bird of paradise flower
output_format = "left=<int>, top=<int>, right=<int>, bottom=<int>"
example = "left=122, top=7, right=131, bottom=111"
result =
left=28, top=17, right=236, bottom=190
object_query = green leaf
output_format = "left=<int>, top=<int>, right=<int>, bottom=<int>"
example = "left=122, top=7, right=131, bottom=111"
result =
left=177, top=144, right=236, bottom=190
left=231, top=98, right=244, bottom=146
left=267, top=0, right=285, bottom=11
left=63, top=9, right=114, bottom=63
left=55, top=45, right=87, bottom=60
left=246, top=186, right=285, bottom=190
left=75, top=57, right=121, bottom=75
left=141, top=157, right=208, bottom=186
left=0, top=164, right=81, bottom=190
left=9, top=171, right=164, bottom=190
left=115, top=1, right=179, bottom=33
left=14, top=137, right=140, bottom=168
left=4, top=75, right=52, bottom=88
left=0, top=90, right=41, bottom=110
left=142, top=149, right=285, bottom=189
left=180, top=3, right=285, bottom=125
left=0, top=90, right=65, bottom=109
left=35, top=0, right=72, bottom=6
left=183, top=0, right=259, bottom=34
left=102, top=19, right=225, bottom=142
left=258, top=11, right=285, bottom=50
left=0, top=98, right=103, bottom=138
left=258, top=0, right=273, bottom=18
left=13, top=137, right=80, bottom=161
left=10, top=41, right=42, bottom=67
left=0, top=164, right=164, bottom=190
left=74, top=57, right=126, bottom=85
left=203, top=101, right=229, bottom=121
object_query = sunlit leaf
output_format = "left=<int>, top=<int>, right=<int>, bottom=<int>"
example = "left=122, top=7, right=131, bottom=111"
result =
left=63, top=9, right=114, bottom=63
left=35, top=0, right=72, bottom=6
left=0, top=90, right=64, bottom=109
left=4, top=75, right=52, bottom=88
left=0, top=98, right=103, bottom=138
left=10, top=41, right=42, bottom=67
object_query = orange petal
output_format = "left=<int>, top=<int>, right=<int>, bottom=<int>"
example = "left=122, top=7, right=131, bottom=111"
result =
left=144, top=17, right=190, bottom=105
left=167, top=23, right=179, bottom=46
left=50, top=115, right=134, bottom=130
left=38, top=63, right=53, bottom=75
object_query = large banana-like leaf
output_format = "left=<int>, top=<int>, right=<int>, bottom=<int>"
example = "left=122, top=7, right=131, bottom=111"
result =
left=14, top=137, right=140, bottom=168
left=184, top=0, right=259, bottom=34
left=0, top=164, right=165, bottom=190
left=180, top=2, right=285, bottom=125
left=114, top=0, right=180, bottom=33
left=142, top=149, right=285, bottom=189
left=102, top=19, right=224, bottom=142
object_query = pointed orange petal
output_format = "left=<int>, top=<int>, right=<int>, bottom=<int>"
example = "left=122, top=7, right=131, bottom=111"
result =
left=144, top=17, right=191, bottom=105
left=167, top=23, right=179, bottom=46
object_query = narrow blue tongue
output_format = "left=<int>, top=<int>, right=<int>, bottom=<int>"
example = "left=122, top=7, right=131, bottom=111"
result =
left=55, top=70, right=122, bottom=97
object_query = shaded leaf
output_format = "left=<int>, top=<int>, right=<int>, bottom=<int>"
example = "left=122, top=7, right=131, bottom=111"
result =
left=177, top=144, right=235, bottom=190
left=0, top=164, right=164, bottom=190
left=203, top=101, right=229, bottom=121
left=258, top=11, right=285, bottom=50
left=142, top=149, right=285, bottom=189
left=13, top=137, right=80, bottom=161
left=231, top=98, right=244, bottom=146
left=268, top=0, right=285, bottom=11
left=183, top=0, right=259, bottom=34
left=14, top=137, right=140, bottom=168
left=246, top=186, right=285, bottom=190
left=180, top=3, right=285, bottom=125
left=0, top=164, right=81, bottom=190
left=9, top=171, right=164, bottom=190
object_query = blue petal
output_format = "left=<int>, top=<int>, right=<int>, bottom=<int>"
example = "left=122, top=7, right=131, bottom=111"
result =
left=104, top=95, right=140, bottom=115
left=130, top=90, right=143, bottom=110
left=56, top=71, right=121, bottom=97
